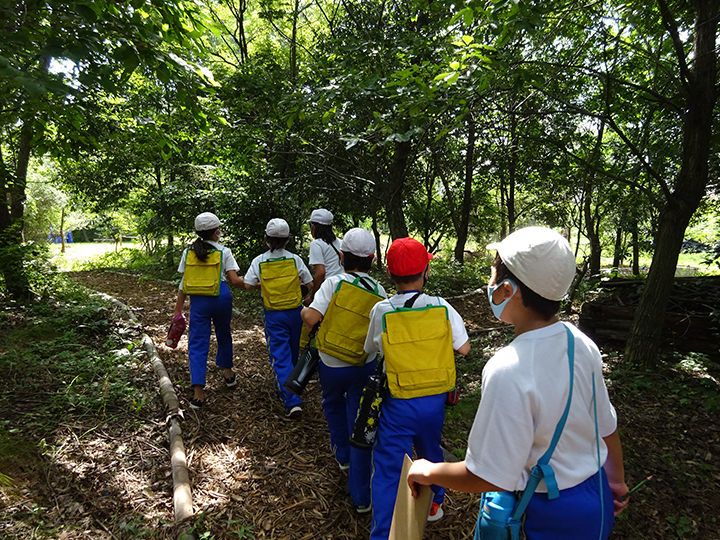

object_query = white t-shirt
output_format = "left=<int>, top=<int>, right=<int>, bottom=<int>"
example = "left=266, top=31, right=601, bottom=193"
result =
left=309, top=272, right=387, bottom=368
left=465, top=321, right=617, bottom=493
left=364, top=291, right=469, bottom=358
left=308, top=238, right=343, bottom=278
left=177, top=241, right=239, bottom=290
left=243, top=249, right=313, bottom=290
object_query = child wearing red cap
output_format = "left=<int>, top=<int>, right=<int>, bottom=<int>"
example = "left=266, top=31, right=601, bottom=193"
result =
left=406, top=227, right=628, bottom=540
left=363, top=237, right=470, bottom=540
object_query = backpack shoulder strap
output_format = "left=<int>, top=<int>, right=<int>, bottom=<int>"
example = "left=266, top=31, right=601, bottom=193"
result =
left=348, top=272, right=378, bottom=294
left=511, top=324, right=575, bottom=518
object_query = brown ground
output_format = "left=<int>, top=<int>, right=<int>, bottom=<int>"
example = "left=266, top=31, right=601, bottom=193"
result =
left=12, top=270, right=715, bottom=539
left=63, top=271, right=497, bottom=540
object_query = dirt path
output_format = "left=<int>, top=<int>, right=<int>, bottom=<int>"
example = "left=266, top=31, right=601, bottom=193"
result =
left=70, top=270, right=480, bottom=539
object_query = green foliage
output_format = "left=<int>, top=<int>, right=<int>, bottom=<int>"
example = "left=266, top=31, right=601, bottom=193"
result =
left=0, top=276, right=148, bottom=423
left=76, top=247, right=177, bottom=280
left=424, top=253, right=491, bottom=297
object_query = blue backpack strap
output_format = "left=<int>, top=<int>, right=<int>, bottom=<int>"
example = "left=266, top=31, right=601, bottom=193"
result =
left=510, top=324, right=575, bottom=520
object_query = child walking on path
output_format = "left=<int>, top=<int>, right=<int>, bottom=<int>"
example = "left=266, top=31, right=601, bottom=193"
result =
left=407, top=226, right=629, bottom=540
left=174, top=212, right=244, bottom=409
left=241, top=218, right=313, bottom=420
left=306, top=208, right=343, bottom=299
left=364, top=237, right=470, bottom=540
left=300, top=228, right=387, bottom=514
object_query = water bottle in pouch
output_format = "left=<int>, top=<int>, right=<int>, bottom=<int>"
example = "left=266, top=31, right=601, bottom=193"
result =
left=284, top=345, right=320, bottom=396
left=349, top=359, right=386, bottom=449
left=284, top=323, right=321, bottom=396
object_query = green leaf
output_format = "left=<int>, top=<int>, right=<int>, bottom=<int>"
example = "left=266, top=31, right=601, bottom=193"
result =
left=76, top=4, right=98, bottom=23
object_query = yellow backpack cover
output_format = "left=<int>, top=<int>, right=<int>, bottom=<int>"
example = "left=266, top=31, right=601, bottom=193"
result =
left=316, top=277, right=384, bottom=366
left=381, top=302, right=455, bottom=399
left=259, top=257, right=302, bottom=310
left=182, top=249, right=223, bottom=296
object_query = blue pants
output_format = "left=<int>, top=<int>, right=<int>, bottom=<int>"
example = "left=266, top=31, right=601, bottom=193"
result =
left=188, top=282, right=234, bottom=386
left=319, top=360, right=376, bottom=507
left=263, top=306, right=303, bottom=408
left=521, top=469, right=614, bottom=540
left=370, top=393, right=446, bottom=540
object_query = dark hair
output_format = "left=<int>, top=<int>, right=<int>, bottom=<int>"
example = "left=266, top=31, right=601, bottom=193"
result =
left=311, top=222, right=336, bottom=245
left=493, top=254, right=560, bottom=320
left=265, top=234, right=289, bottom=252
left=389, top=270, right=424, bottom=285
left=191, top=228, right=217, bottom=262
left=342, top=252, right=373, bottom=272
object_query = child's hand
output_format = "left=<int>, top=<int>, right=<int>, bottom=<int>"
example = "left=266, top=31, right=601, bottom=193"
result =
left=407, top=459, right=434, bottom=499
left=608, top=481, right=630, bottom=516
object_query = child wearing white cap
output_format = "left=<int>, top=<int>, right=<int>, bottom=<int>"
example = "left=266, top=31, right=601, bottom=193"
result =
left=301, top=228, right=387, bottom=513
left=174, top=212, right=245, bottom=409
left=242, top=218, right=313, bottom=420
left=307, top=209, right=343, bottom=297
left=407, top=226, right=629, bottom=540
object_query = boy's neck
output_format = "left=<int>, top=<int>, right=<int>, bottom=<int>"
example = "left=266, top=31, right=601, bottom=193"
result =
left=395, top=277, right=424, bottom=293
left=513, top=313, right=558, bottom=336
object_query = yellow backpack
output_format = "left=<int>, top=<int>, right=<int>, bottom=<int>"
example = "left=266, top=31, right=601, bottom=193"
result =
left=316, top=275, right=384, bottom=366
left=381, top=296, right=455, bottom=399
left=182, top=249, right=223, bottom=296
left=259, top=256, right=302, bottom=310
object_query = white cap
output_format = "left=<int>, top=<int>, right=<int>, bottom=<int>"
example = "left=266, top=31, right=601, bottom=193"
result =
left=487, top=226, right=576, bottom=301
left=307, top=209, right=333, bottom=225
left=265, top=218, right=290, bottom=238
left=341, top=228, right=375, bottom=257
left=195, top=212, right=221, bottom=231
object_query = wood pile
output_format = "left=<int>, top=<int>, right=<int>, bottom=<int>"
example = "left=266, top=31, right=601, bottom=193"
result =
left=578, top=275, right=720, bottom=358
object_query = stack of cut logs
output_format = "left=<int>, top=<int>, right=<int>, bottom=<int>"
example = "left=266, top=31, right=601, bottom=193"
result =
left=578, top=276, right=720, bottom=358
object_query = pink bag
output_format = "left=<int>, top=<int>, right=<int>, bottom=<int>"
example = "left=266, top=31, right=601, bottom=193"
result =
left=166, top=312, right=187, bottom=348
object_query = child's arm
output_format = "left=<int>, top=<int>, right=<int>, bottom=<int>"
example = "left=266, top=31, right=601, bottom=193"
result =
left=301, top=306, right=323, bottom=330
left=173, top=290, right=186, bottom=314
left=226, top=270, right=245, bottom=288
left=407, top=460, right=500, bottom=498
left=456, top=340, right=471, bottom=355
left=311, top=264, right=326, bottom=297
left=603, top=429, right=629, bottom=515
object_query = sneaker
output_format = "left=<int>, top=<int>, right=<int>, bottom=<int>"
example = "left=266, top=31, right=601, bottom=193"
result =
left=189, top=398, right=205, bottom=410
left=338, top=462, right=350, bottom=472
left=355, top=504, right=371, bottom=514
left=224, top=374, right=237, bottom=388
left=284, top=405, right=302, bottom=420
left=427, top=502, right=444, bottom=522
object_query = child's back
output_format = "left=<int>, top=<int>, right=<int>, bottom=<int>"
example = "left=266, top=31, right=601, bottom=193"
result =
left=363, top=238, right=470, bottom=540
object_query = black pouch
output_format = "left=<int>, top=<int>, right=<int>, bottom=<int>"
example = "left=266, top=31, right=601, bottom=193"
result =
left=349, top=358, right=387, bottom=449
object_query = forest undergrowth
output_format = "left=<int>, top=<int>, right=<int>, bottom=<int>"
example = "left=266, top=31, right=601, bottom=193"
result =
left=0, top=265, right=718, bottom=539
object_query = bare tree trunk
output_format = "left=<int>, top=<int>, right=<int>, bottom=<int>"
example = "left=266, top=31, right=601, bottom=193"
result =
left=60, top=207, right=66, bottom=254
left=453, top=115, right=475, bottom=263
left=507, top=111, right=517, bottom=233
left=385, top=139, right=410, bottom=240
left=612, top=226, right=623, bottom=269
left=632, top=222, right=640, bottom=275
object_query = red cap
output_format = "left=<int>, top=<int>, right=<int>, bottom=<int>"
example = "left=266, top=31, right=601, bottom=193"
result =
left=387, top=237, right=433, bottom=276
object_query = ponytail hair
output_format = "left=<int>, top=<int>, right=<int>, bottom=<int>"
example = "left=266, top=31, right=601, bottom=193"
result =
left=265, top=234, right=289, bottom=252
left=311, top=222, right=336, bottom=246
left=191, top=228, right=217, bottom=262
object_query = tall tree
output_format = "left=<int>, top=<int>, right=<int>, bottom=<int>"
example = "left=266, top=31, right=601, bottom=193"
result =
left=625, top=0, right=719, bottom=367
left=0, top=0, right=213, bottom=299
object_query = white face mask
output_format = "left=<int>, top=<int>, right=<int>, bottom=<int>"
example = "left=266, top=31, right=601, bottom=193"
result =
left=487, top=279, right=518, bottom=320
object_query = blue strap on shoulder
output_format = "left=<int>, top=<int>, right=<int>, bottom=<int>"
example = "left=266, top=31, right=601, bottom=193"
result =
left=510, top=324, right=575, bottom=521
